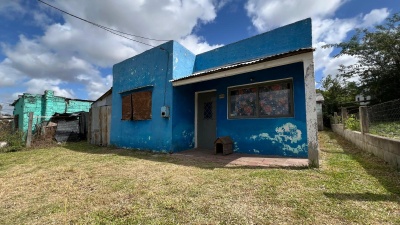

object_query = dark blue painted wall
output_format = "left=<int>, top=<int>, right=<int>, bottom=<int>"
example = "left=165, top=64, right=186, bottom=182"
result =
left=172, top=84, right=195, bottom=152
left=193, top=19, right=312, bottom=73
left=173, top=63, right=308, bottom=157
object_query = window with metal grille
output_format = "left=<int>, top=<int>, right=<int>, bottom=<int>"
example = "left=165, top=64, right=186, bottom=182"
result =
left=203, top=102, right=213, bottom=119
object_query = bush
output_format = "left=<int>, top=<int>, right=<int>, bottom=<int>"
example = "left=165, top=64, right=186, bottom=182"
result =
left=345, top=115, right=360, bottom=131
left=329, top=114, right=342, bottom=124
left=0, top=130, right=25, bottom=153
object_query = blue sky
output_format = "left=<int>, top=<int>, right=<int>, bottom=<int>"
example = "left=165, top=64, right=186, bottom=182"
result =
left=0, top=0, right=399, bottom=114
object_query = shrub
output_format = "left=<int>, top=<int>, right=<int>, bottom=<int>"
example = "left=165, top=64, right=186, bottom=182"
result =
left=0, top=130, right=25, bottom=153
left=345, top=115, right=360, bottom=131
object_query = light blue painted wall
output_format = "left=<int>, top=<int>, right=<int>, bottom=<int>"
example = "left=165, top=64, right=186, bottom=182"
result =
left=111, top=18, right=312, bottom=157
left=171, top=42, right=196, bottom=80
left=111, top=41, right=198, bottom=152
left=110, top=41, right=175, bottom=152
left=193, top=18, right=312, bottom=73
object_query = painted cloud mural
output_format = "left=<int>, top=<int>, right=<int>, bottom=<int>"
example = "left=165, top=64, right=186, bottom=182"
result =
left=250, top=122, right=307, bottom=155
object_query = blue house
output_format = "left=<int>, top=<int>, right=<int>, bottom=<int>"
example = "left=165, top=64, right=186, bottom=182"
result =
left=111, top=18, right=319, bottom=166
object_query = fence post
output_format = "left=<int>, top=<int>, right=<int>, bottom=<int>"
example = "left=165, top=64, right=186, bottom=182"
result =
left=26, top=112, right=33, bottom=147
left=341, top=107, right=347, bottom=129
left=359, top=106, right=369, bottom=134
left=333, top=112, right=338, bottom=124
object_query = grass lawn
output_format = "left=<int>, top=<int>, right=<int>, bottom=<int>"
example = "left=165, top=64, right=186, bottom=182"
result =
left=369, top=121, right=400, bottom=140
left=0, top=130, right=399, bottom=224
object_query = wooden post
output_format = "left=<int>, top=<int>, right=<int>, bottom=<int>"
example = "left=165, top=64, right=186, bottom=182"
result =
left=359, top=106, right=369, bottom=134
left=26, top=112, right=33, bottom=147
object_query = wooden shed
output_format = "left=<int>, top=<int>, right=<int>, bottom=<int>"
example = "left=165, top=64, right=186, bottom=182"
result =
left=214, top=136, right=233, bottom=155
left=89, top=88, right=112, bottom=146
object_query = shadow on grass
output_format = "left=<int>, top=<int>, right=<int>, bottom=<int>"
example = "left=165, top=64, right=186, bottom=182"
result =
left=324, top=192, right=399, bottom=202
left=324, top=130, right=400, bottom=202
left=62, top=141, right=309, bottom=171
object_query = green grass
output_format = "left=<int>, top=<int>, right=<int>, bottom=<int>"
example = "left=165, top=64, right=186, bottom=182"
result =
left=0, top=132, right=399, bottom=224
left=369, top=121, right=400, bottom=140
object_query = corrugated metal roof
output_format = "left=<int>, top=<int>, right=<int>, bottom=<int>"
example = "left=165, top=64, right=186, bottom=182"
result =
left=171, top=48, right=314, bottom=83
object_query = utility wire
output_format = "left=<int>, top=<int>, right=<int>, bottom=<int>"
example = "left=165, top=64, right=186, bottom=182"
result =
left=38, top=0, right=169, bottom=47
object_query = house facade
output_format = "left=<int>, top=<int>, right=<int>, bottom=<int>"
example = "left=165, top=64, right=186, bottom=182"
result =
left=11, top=90, right=93, bottom=133
left=110, top=19, right=319, bottom=165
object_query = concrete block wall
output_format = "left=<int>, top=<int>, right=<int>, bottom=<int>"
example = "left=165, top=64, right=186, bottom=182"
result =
left=12, top=90, right=93, bottom=134
left=43, top=91, right=69, bottom=119
left=22, top=94, right=43, bottom=133
left=332, top=124, right=400, bottom=169
left=48, top=96, right=67, bottom=114
left=66, top=100, right=92, bottom=113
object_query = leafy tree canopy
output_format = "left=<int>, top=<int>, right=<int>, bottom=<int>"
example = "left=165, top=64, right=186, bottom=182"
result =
left=318, top=74, right=359, bottom=127
left=324, top=13, right=400, bottom=103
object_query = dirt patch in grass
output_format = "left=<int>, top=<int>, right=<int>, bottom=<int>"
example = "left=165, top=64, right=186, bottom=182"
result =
left=1, top=132, right=400, bottom=224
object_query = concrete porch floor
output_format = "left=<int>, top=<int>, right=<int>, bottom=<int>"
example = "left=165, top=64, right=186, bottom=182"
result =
left=171, top=148, right=308, bottom=168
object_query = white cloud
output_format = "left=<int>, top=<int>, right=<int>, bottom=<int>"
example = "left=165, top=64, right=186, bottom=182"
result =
left=0, top=58, right=26, bottom=87
left=40, top=23, right=139, bottom=67
left=77, top=74, right=113, bottom=100
left=31, top=10, right=54, bottom=27
left=313, top=9, right=389, bottom=79
left=180, top=35, right=223, bottom=54
left=244, top=1, right=390, bottom=83
left=3, top=35, right=99, bottom=82
left=321, top=54, right=359, bottom=79
left=245, top=0, right=346, bottom=32
left=312, top=18, right=358, bottom=44
left=1, top=0, right=224, bottom=101
left=361, top=8, right=389, bottom=27
left=24, top=79, right=75, bottom=99
left=0, top=0, right=25, bottom=17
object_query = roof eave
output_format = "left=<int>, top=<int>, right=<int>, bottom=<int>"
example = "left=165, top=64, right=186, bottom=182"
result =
left=172, top=48, right=314, bottom=86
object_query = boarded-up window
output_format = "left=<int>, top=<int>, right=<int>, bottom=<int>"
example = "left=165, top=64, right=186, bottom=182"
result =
left=121, top=91, right=152, bottom=121
left=132, top=91, right=152, bottom=120
left=121, top=94, right=132, bottom=120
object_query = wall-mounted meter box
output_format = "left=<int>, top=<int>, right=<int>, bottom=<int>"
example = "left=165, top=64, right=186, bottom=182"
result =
left=161, top=106, right=170, bottom=118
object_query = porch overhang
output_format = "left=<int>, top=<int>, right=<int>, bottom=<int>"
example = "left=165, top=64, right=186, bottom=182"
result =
left=171, top=48, right=314, bottom=87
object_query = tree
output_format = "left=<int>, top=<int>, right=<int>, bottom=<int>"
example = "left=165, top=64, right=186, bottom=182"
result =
left=324, top=13, right=400, bottom=103
left=318, top=74, right=359, bottom=127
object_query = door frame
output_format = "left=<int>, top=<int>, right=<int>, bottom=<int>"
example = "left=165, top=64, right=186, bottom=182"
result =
left=194, top=89, right=217, bottom=148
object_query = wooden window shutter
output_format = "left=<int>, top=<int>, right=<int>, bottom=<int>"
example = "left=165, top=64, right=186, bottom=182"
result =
left=132, top=91, right=152, bottom=120
left=121, top=94, right=132, bottom=120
